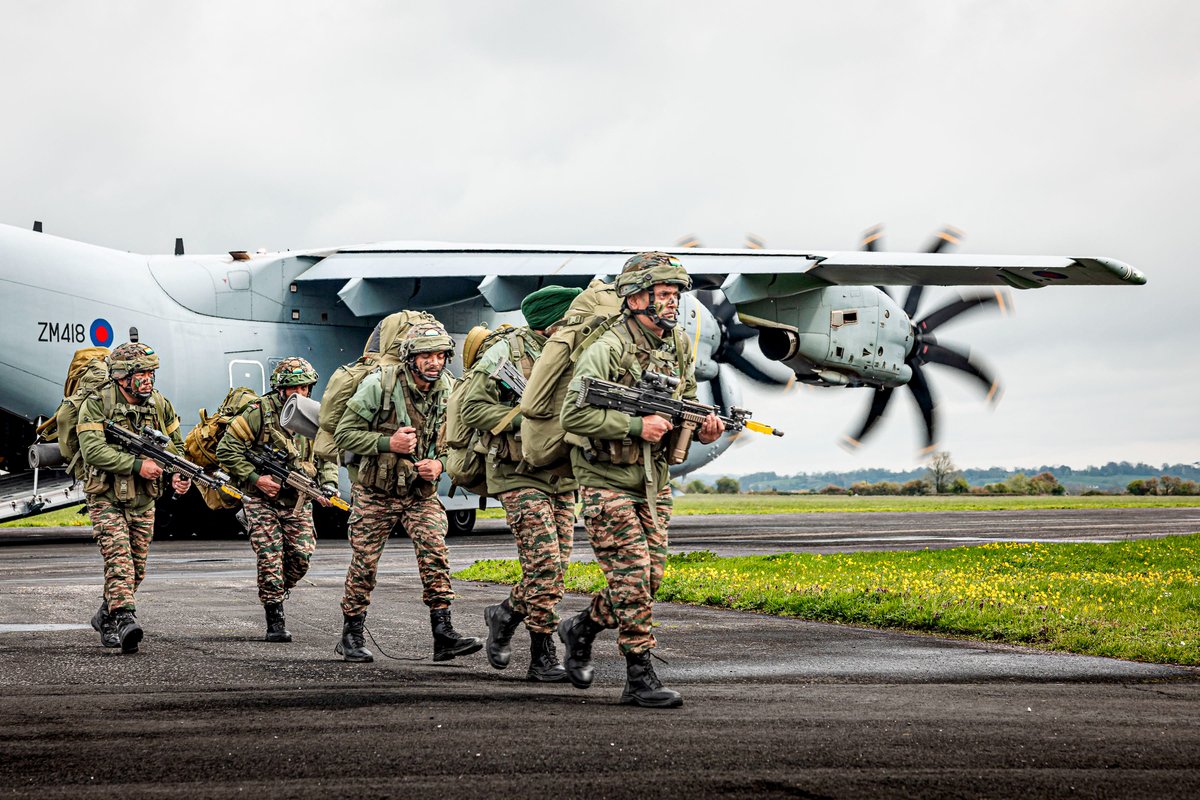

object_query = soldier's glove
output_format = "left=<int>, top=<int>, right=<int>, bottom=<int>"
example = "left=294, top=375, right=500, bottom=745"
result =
left=321, top=483, right=339, bottom=497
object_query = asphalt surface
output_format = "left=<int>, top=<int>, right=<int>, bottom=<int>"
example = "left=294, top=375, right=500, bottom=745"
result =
left=1, top=508, right=1198, bottom=799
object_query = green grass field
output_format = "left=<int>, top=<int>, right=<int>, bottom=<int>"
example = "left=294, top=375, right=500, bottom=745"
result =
left=5, top=492, right=1197, bottom=527
left=456, top=534, right=1200, bottom=666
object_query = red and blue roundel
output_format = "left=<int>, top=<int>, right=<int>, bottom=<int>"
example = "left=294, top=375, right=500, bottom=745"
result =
left=90, top=319, right=114, bottom=347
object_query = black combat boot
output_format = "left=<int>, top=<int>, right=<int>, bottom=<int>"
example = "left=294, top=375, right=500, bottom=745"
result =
left=483, top=601, right=525, bottom=669
left=335, top=612, right=373, bottom=662
left=527, top=631, right=569, bottom=683
left=90, top=599, right=119, bottom=648
left=431, top=607, right=483, bottom=662
left=264, top=602, right=292, bottom=643
left=557, top=609, right=604, bottom=689
left=620, top=651, right=682, bottom=709
left=111, top=609, right=143, bottom=654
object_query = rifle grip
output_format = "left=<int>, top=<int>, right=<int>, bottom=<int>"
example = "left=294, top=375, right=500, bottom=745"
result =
left=669, top=420, right=698, bottom=465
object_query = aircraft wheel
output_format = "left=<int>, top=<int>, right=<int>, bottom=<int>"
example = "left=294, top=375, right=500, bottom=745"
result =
left=446, top=509, right=476, bottom=536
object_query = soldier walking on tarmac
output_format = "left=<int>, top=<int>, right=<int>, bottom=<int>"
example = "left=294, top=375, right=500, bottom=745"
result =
left=459, top=285, right=582, bottom=683
left=559, top=253, right=724, bottom=708
left=77, top=341, right=192, bottom=653
left=333, top=319, right=483, bottom=663
left=216, top=357, right=337, bottom=642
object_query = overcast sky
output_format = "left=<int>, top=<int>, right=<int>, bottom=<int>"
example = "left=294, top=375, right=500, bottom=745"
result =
left=2, top=1, right=1196, bottom=475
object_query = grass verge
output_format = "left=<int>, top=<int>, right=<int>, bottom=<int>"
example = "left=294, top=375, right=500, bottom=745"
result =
left=0, top=505, right=90, bottom=527
left=455, top=534, right=1200, bottom=666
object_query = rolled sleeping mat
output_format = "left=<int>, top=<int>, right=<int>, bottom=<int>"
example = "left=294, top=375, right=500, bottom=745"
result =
left=280, top=394, right=321, bottom=439
left=28, top=442, right=67, bottom=469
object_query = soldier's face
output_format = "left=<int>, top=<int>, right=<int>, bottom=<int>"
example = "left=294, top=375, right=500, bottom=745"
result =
left=412, top=351, right=447, bottom=383
left=282, top=385, right=312, bottom=398
left=129, top=370, right=155, bottom=399
left=651, top=284, right=680, bottom=321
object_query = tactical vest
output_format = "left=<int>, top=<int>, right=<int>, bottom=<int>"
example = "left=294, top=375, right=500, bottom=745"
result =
left=78, top=384, right=175, bottom=504
left=582, top=317, right=689, bottom=467
left=230, top=394, right=316, bottom=505
left=356, top=365, right=449, bottom=497
left=481, top=328, right=539, bottom=465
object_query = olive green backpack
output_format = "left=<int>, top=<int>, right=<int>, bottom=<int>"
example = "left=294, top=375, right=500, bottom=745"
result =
left=519, top=279, right=622, bottom=470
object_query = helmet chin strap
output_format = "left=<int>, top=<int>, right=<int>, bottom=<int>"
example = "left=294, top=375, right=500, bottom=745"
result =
left=408, top=358, right=445, bottom=384
left=630, top=303, right=678, bottom=331
left=121, top=373, right=155, bottom=402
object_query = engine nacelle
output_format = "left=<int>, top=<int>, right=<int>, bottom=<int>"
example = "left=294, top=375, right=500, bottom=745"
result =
left=737, top=286, right=913, bottom=388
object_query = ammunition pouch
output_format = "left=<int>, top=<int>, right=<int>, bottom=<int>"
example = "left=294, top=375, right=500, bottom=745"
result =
left=83, top=467, right=110, bottom=496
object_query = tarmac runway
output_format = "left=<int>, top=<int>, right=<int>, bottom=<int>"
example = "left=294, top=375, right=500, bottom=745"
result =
left=1, top=507, right=1198, bottom=798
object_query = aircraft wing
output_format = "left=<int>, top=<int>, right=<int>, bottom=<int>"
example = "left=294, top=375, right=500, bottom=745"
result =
left=291, top=243, right=1144, bottom=314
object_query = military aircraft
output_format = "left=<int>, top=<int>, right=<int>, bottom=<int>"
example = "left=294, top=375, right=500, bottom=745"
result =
left=0, top=220, right=1145, bottom=531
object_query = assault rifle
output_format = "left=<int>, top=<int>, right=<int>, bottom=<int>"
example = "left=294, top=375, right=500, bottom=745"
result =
left=103, top=422, right=243, bottom=502
left=575, top=372, right=784, bottom=464
left=489, top=357, right=527, bottom=397
left=246, top=444, right=351, bottom=513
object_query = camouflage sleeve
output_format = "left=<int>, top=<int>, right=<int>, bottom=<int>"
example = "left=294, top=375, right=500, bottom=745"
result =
left=77, top=393, right=138, bottom=476
left=215, top=404, right=264, bottom=485
left=334, top=372, right=391, bottom=455
left=680, top=336, right=699, bottom=402
left=460, top=339, right=521, bottom=433
left=562, top=338, right=643, bottom=440
left=315, top=451, right=339, bottom=486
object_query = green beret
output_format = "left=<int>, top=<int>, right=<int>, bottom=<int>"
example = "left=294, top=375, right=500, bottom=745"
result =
left=521, top=285, right=583, bottom=330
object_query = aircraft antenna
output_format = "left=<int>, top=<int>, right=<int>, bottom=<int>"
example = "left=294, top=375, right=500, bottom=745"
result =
left=32, top=221, right=42, bottom=233
left=175, top=238, right=185, bottom=256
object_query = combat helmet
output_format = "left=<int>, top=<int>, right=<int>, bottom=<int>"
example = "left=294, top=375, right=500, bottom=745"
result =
left=402, top=321, right=455, bottom=383
left=270, top=357, right=319, bottom=390
left=614, top=252, right=692, bottom=298
left=107, top=342, right=160, bottom=379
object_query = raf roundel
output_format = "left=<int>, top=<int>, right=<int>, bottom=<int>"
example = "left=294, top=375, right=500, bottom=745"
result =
left=89, top=318, right=114, bottom=347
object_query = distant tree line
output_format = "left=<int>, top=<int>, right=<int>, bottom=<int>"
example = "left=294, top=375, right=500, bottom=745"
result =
left=686, top=453, right=1200, bottom=496
left=688, top=457, right=1200, bottom=495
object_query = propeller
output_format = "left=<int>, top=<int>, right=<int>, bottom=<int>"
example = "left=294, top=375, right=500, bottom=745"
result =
left=844, top=226, right=1005, bottom=454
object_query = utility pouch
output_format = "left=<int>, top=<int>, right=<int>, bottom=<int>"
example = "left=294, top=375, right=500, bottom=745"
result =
left=371, top=452, right=399, bottom=492
left=606, top=438, right=642, bottom=466
left=83, top=467, right=110, bottom=496
left=114, top=473, right=138, bottom=502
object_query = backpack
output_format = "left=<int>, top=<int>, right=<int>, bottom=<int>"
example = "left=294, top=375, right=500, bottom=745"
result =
left=314, top=309, right=438, bottom=464
left=38, top=347, right=112, bottom=478
left=444, top=325, right=528, bottom=499
left=519, top=279, right=622, bottom=469
left=183, top=386, right=260, bottom=510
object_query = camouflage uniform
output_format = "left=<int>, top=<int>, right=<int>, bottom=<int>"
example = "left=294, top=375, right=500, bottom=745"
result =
left=561, top=312, right=696, bottom=655
left=459, top=329, right=577, bottom=633
left=77, top=381, right=184, bottom=614
left=334, top=356, right=453, bottom=616
left=216, top=390, right=336, bottom=605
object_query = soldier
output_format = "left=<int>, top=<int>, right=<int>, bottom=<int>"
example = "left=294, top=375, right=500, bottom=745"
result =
left=460, top=286, right=582, bottom=682
left=333, top=319, right=483, bottom=663
left=558, top=253, right=724, bottom=708
left=216, top=357, right=337, bottom=642
left=77, top=341, right=192, bottom=653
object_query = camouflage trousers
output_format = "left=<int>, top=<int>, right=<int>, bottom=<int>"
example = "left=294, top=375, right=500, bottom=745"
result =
left=580, top=486, right=672, bottom=655
left=497, top=488, right=575, bottom=634
left=340, top=483, right=452, bottom=617
left=88, top=497, right=155, bottom=613
left=242, top=495, right=317, bottom=605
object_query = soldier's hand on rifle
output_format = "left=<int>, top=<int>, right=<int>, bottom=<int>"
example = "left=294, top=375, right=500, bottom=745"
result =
left=640, top=414, right=674, bottom=443
left=171, top=474, right=192, bottom=495
left=139, top=459, right=164, bottom=480
left=389, top=426, right=418, bottom=454
left=415, top=458, right=443, bottom=481
left=698, top=413, right=725, bottom=444
left=256, top=474, right=282, bottom=498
